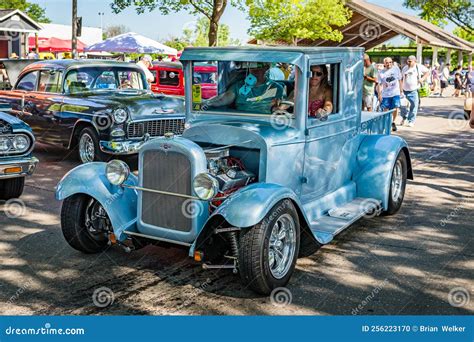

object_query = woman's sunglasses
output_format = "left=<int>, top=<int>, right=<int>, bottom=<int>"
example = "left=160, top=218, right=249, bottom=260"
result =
left=312, top=71, right=323, bottom=77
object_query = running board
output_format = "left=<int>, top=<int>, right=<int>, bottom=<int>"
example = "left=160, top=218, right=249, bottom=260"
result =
left=309, top=197, right=381, bottom=244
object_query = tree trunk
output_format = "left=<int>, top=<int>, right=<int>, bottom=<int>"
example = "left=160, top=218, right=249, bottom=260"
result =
left=209, top=20, right=219, bottom=47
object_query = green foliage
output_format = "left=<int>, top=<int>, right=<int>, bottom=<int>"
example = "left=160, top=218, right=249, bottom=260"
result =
left=1, top=0, right=51, bottom=23
left=164, top=17, right=241, bottom=49
left=403, top=0, right=473, bottom=34
left=247, top=0, right=351, bottom=45
left=110, top=0, right=243, bottom=46
left=453, top=26, right=474, bottom=42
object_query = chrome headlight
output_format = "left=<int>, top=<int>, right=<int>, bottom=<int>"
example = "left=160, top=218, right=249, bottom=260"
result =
left=193, top=173, right=219, bottom=200
left=12, top=135, right=30, bottom=152
left=113, top=108, right=128, bottom=124
left=105, top=159, right=130, bottom=186
left=0, top=136, right=10, bottom=152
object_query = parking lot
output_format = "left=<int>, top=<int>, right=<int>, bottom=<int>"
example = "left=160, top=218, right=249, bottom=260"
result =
left=0, top=93, right=473, bottom=315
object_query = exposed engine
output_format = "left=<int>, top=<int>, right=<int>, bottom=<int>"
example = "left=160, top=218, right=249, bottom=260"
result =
left=204, top=146, right=256, bottom=211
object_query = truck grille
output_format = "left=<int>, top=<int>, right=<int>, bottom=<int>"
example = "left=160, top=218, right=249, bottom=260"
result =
left=128, top=119, right=185, bottom=138
left=141, top=150, right=193, bottom=232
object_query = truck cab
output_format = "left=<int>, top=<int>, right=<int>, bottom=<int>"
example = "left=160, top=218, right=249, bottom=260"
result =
left=56, top=47, right=413, bottom=295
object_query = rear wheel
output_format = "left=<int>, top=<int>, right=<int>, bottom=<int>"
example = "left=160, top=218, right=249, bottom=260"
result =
left=61, top=194, right=110, bottom=253
left=239, top=200, right=300, bottom=295
left=0, top=177, right=25, bottom=200
left=384, top=151, right=408, bottom=215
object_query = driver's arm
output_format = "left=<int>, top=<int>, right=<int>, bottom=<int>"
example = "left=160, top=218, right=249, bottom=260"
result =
left=204, top=88, right=236, bottom=108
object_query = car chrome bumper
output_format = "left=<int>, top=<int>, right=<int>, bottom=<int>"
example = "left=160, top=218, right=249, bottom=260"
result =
left=99, top=140, right=145, bottom=155
left=0, top=156, right=39, bottom=179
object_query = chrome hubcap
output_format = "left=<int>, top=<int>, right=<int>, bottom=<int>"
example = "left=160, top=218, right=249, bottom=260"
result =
left=268, top=213, right=296, bottom=279
left=79, top=133, right=95, bottom=163
left=391, top=160, right=403, bottom=202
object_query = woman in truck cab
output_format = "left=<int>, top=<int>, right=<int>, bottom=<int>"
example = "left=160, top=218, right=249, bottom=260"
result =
left=308, top=64, right=333, bottom=118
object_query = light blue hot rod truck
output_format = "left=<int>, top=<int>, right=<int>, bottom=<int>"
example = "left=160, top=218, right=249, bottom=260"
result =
left=56, top=47, right=413, bottom=294
left=0, top=104, right=38, bottom=200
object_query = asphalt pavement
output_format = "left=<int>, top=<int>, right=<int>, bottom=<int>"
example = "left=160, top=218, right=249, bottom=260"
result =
left=0, top=92, right=472, bottom=315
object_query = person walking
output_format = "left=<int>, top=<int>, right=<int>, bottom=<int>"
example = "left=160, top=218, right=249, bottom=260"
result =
left=465, top=65, right=473, bottom=98
left=400, top=55, right=429, bottom=127
left=439, top=63, right=450, bottom=97
left=362, top=54, right=377, bottom=111
left=377, top=57, right=402, bottom=132
left=431, top=63, right=440, bottom=95
left=453, top=65, right=463, bottom=97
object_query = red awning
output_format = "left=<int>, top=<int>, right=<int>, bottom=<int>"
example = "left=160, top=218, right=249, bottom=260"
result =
left=28, top=37, right=87, bottom=53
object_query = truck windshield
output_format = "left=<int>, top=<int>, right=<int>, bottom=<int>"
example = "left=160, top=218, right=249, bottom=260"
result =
left=64, top=67, right=147, bottom=93
left=192, top=61, right=295, bottom=116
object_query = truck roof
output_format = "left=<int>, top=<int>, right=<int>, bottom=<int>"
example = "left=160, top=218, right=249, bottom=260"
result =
left=180, top=46, right=364, bottom=68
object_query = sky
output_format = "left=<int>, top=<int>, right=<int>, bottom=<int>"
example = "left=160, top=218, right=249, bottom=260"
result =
left=28, top=0, right=455, bottom=43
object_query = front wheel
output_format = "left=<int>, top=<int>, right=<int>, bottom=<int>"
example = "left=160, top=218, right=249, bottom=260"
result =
left=61, top=194, right=110, bottom=253
left=77, top=127, right=109, bottom=164
left=0, top=177, right=25, bottom=200
left=384, top=151, right=408, bottom=215
left=239, top=200, right=300, bottom=295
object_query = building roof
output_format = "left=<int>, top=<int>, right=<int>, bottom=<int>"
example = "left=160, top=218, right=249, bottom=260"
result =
left=249, top=0, right=473, bottom=53
left=0, top=9, right=42, bottom=32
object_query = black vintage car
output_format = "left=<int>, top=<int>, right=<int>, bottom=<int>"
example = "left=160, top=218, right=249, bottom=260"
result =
left=0, top=59, right=185, bottom=163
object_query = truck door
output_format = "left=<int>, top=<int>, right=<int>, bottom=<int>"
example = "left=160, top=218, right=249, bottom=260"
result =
left=301, top=60, right=359, bottom=204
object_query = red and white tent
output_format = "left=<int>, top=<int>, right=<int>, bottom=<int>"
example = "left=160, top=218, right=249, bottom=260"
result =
left=28, top=37, right=87, bottom=53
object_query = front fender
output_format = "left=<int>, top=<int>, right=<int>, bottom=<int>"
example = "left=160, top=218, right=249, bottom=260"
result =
left=212, top=182, right=302, bottom=228
left=354, top=134, right=413, bottom=210
left=55, top=162, right=138, bottom=241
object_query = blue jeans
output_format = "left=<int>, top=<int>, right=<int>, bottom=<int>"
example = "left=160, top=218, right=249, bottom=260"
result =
left=403, top=90, right=419, bottom=123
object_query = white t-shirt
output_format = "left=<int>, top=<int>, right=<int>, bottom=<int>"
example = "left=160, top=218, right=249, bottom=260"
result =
left=439, top=67, right=450, bottom=81
left=137, top=61, right=154, bottom=83
left=402, top=63, right=429, bottom=91
left=377, top=66, right=402, bottom=98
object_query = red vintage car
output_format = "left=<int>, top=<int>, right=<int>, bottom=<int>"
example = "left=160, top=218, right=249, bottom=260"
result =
left=149, top=61, right=217, bottom=99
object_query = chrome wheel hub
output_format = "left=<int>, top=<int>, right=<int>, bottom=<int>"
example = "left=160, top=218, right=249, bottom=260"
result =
left=268, top=213, right=296, bottom=279
left=79, top=133, right=95, bottom=163
left=391, top=159, right=403, bottom=202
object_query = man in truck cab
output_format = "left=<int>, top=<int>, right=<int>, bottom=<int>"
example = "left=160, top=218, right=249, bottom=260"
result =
left=204, top=62, right=286, bottom=114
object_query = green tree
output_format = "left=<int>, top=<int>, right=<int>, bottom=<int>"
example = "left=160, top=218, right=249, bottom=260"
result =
left=164, top=17, right=240, bottom=49
left=403, top=0, right=473, bottom=34
left=110, top=0, right=243, bottom=47
left=247, top=0, right=351, bottom=46
left=453, top=26, right=474, bottom=42
left=1, top=0, right=50, bottom=23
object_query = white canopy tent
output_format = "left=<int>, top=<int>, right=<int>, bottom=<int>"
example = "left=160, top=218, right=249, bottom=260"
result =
left=86, top=32, right=178, bottom=55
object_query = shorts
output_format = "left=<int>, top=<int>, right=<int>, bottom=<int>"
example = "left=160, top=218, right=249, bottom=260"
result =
left=362, top=94, right=374, bottom=108
left=440, top=80, right=448, bottom=89
left=380, top=95, right=401, bottom=110
left=454, top=83, right=462, bottom=90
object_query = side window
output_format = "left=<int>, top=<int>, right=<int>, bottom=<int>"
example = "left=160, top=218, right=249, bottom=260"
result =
left=38, top=70, right=62, bottom=93
left=16, top=71, right=38, bottom=91
left=308, top=63, right=340, bottom=118
left=159, top=70, right=180, bottom=86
